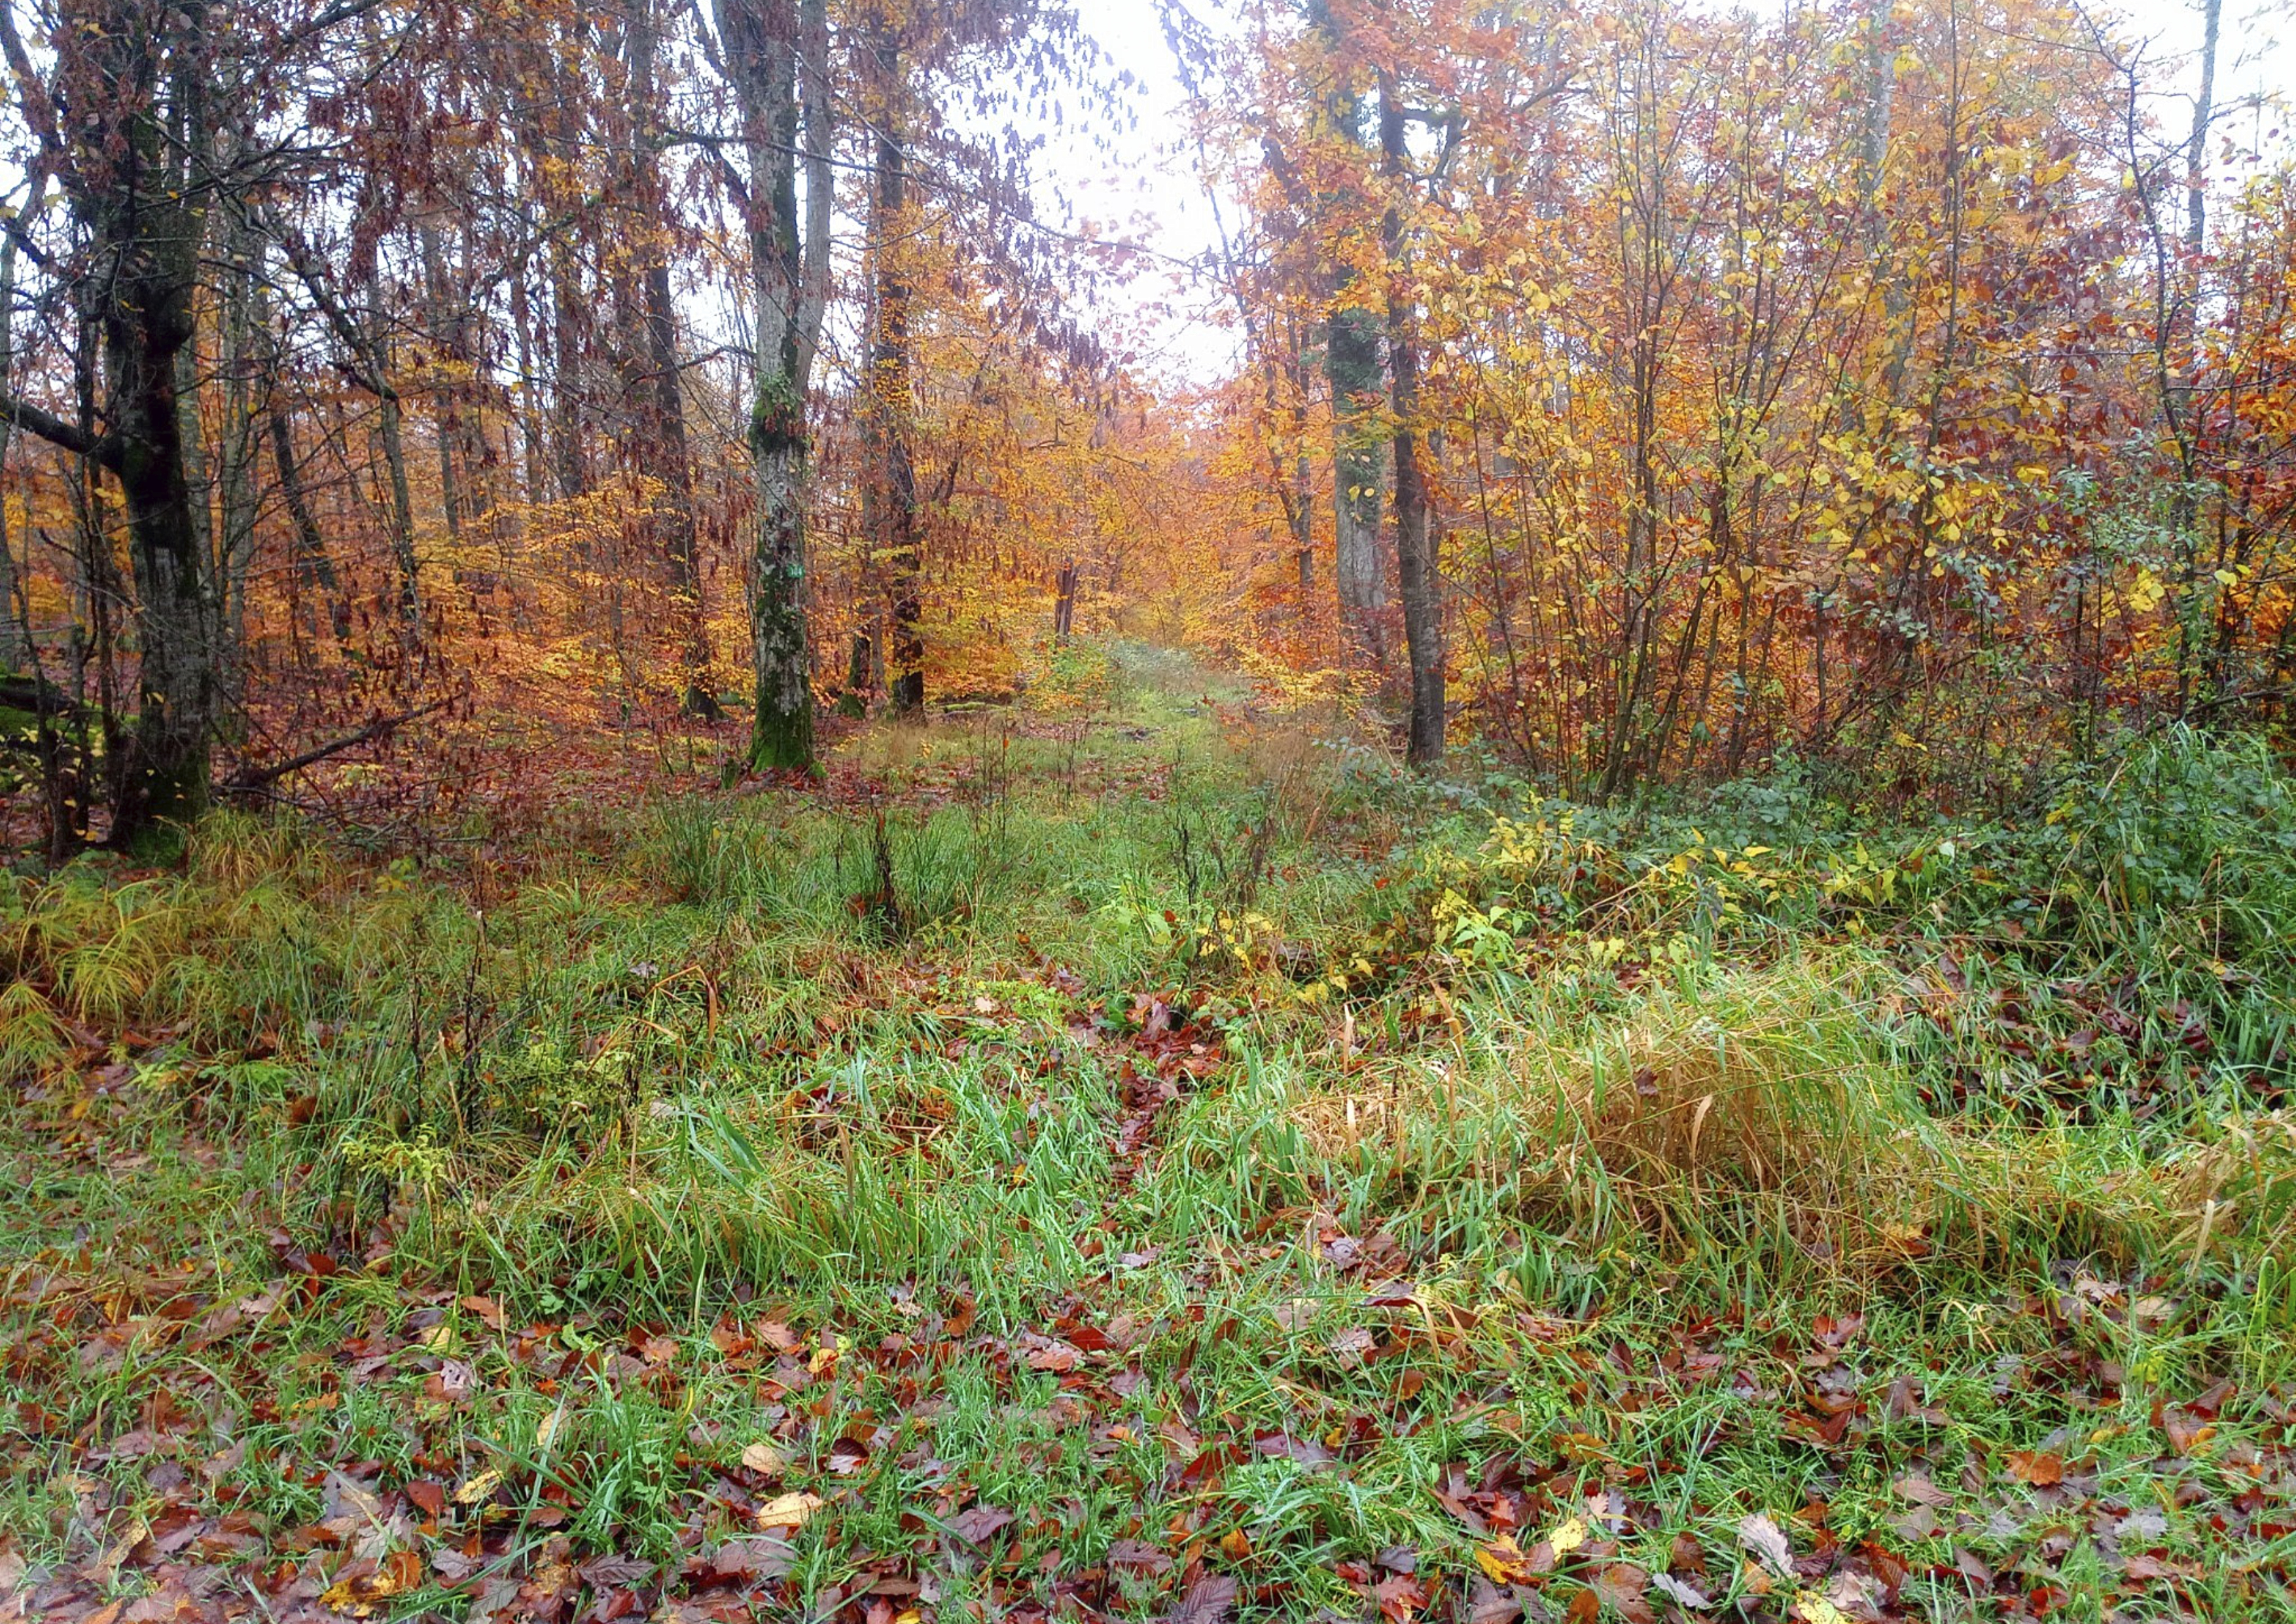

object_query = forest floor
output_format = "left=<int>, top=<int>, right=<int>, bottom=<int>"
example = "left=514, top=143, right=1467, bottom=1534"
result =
left=5, top=647, right=2296, bottom=1624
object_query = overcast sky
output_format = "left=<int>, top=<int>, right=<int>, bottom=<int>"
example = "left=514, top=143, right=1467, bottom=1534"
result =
left=1049, top=0, right=2292, bottom=386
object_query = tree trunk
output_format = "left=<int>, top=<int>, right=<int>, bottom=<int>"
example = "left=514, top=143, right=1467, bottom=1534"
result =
left=841, top=630, right=872, bottom=715
left=637, top=261, right=701, bottom=595
left=622, top=0, right=713, bottom=712
left=1330, top=302, right=1385, bottom=653
left=1054, top=561, right=1079, bottom=642
left=420, top=224, right=467, bottom=547
left=511, top=270, right=547, bottom=516
left=0, top=168, right=41, bottom=676
left=866, top=14, right=924, bottom=716
left=104, top=245, right=216, bottom=840
left=1287, top=316, right=1314, bottom=594
left=1310, top=1, right=1388, bottom=662
left=214, top=211, right=262, bottom=702
left=549, top=244, right=591, bottom=502
left=1380, top=69, right=1443, bottom=768
left=372, top=336, right=421, bottom=622
left=2183, top=0, right=2220, bottom=283
left=797, top=0, right=833, bottom=385
left=715, top=0, right=827, bottom=769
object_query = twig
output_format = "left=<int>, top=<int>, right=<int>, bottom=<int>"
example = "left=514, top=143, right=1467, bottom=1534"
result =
left=220, top=696, right=454, bottom=793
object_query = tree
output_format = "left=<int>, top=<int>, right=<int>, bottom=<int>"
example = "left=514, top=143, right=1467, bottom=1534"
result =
left=0, top=0, right=225, bottom=844
left=1378, top=57, right=1443, bottom=765
left=713, top=0, right=831, bottom=770
left=1306, top=0, right=1390, bottom=661
left=863, top=7, right=926, bottom=716
left=617, top=0, right=714, bottom=713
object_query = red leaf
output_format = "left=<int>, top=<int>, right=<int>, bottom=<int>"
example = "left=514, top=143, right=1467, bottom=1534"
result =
left=1593, top=1563, right=1655, bottom=1624
left=1109, top=1540, right=1173, bottom=1573
left=1374, top=1572, right=1427, bottom=1622
left=1251, top=1428, right=1338, bottom=1470
left=948, top=1504, right=1014, bottom=1545
left=1162, top=1574, right=1238, bottom=1624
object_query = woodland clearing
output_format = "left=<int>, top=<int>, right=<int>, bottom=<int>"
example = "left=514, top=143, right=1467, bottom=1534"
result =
left=4, top=0, right=2296, bottom=1615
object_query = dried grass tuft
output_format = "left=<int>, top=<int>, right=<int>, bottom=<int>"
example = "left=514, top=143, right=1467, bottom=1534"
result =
left=1291, top=956, right=2200, bottom=1270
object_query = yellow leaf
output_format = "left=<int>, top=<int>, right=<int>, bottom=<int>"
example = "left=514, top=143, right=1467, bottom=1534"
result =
left=1546, top=1513, right=1589, bottom=1555
left=1475, top=1533, right=1538, bottom=1582
left=452, top=1468, right=501, bottom=1505
left=757, top=1490, right=825, bottom=1530
left=1794, top=1594, right=1852, bottom=1624
left=2215, top=569, right=2238, bottom=587
left=319, top=1550, right=422, bottom=1617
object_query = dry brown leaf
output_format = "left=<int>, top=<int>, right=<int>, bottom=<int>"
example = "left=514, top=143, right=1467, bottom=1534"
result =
left=1736, top=1513, right=1794, bottom=1576
left=2005, top=1449, right=2064, bottom=1486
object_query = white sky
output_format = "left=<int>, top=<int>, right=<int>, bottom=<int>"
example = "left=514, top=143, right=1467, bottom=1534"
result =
left=1049, top=0, right=2293, bottom=387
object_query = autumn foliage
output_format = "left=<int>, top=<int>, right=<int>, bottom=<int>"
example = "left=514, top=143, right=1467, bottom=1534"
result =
left=0, top=0, right=2287, bottom=844
left=1176, top=0, right=2296, bottom=799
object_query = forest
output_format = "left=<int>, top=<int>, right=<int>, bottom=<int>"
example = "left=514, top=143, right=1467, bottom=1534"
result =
left=4, top=0, right=2296, bottom=1619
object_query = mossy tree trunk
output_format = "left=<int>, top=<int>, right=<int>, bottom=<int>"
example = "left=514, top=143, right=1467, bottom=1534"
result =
left=715, top=0, right=831, bottom=770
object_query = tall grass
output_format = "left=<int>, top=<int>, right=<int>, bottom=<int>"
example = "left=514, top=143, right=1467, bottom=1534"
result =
left=5, top=708, right=2291, bottom=1337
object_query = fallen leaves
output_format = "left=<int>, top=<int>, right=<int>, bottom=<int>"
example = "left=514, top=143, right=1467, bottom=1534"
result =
left=1022, top=1337, right=1083, bottom=1373
left=2161, top=1405, right=2219, bottom=1456
left=13, top=972, right=2296, bottom=1624
left=1251, top=1428, right=1340, bottom=1471
left=1371, top=1570, right=1429, bottom=1621
left=687, top=1536, right=794, bottom=1586
left=1107, top=1538, right=1173, bottom=1574
left=1882, top=1373, right=1950, bottom=1427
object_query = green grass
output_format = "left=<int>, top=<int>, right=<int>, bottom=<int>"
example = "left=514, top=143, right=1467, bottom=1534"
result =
left=4, top=673, right=2295, bottom=1619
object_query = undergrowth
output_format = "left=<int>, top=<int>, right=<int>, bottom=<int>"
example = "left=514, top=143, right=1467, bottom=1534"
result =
left=4, top=682, right=2294, bottom=1620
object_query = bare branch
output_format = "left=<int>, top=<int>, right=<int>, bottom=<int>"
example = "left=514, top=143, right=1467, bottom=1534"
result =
left=0, top=392, right=117, bottom=469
